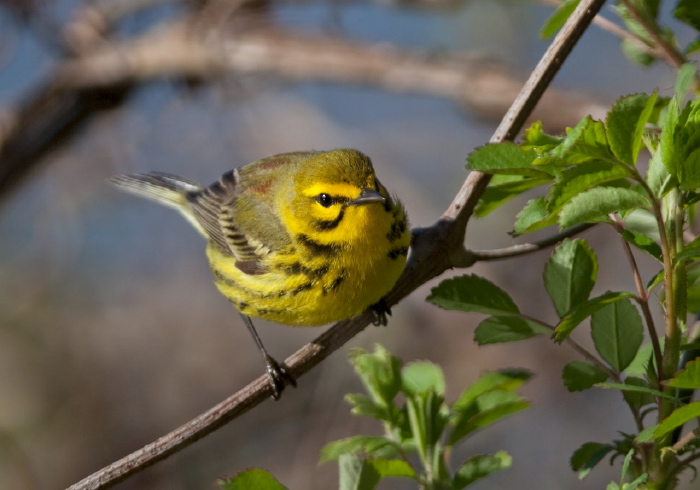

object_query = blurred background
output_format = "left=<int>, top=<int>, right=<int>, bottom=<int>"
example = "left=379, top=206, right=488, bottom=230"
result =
left=0, top=0, right=695, bottom=488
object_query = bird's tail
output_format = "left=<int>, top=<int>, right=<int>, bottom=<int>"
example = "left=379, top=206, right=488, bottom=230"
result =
left=109, top=172, right=206, bottom=234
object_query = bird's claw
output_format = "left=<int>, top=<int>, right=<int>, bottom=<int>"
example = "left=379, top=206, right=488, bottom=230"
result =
left=264, top=355, right=297, bottom=400
left=370, top=299, right=392, bottom=327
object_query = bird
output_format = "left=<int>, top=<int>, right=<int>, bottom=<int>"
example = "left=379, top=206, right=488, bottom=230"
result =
left=110, top=149, right=410, bottom=399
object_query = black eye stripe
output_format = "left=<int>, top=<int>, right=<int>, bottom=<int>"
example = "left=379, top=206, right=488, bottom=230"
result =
left=315, top=193, right=350, bottom=207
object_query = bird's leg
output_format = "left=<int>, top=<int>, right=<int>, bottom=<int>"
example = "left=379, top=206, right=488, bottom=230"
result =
left=369, top=298, right=392, bottom=326
left=240, top=314, right=297, bottom=400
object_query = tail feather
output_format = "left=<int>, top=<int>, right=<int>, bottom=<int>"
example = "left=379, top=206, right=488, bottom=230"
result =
left=109, top=172, right=207, bottom=234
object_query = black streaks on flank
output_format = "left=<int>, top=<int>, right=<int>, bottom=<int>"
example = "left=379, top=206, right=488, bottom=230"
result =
left=386, top=219, right=407, bottom=242
left=323, top=274, right=345, bottom=295
left=297, top=234, right=342, bottom=256
left=291, top=282, right=314, bottom=296
left=284, top=262, right=329, bottom=279
left=388, top=247, right=409, bottom=260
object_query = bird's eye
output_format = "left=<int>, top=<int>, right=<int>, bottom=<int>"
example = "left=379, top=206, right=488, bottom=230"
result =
left=316, top=193, right=334, bottom=208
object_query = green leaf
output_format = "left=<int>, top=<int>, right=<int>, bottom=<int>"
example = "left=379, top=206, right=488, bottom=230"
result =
left=570, top=442, right=614, bottom=478
left=427, top=274, right=519, bottom=315
left=522, top=121, right=564, bottom=151
left=659, top=96, right=680, bottom=178
left=449, top=390, right=529, bottom=445
left=453, top=451, right=512, bottom=489
left=406, top=390, right=446, bottom=465
left=646, top=141, right=672, bottom=198
left=349, top=346, right=402, bottom=408
left=320, top=436, right=396, bottom=462
left=620, top=230, right=662, bottom=261
left=558, top=187, right=650, bottom=229
left=554, top=291, right=636, bottom=342
left=623, top=376, right=655, bottom=410
left=474, top=316, right=550, bottom=345
left=623, top=343, right=654, bottom=377
left=466, top=143, right=549, bottom=177
left=547, top=161, right=632, bottom=215
left=675, top=0, right=700, bottom=33
left=686, top=264, right=700, bottom=313
left=674, top=62, right=697, bottom=99
left=668, top=357, right=700, bottom=389
left=562, top=361, right=609, bottom=392
left=475, top=176, right=551, bottom=217
left=218, top=468, right=288, bottom=490
left=590, top=299, right=644, bottom=372
left=606, top=93, right=658, bottom=165
left=368, top=458, right=416, bottom=479
left=339, top=453, right=381, bottom=490
left=402, top=361, right=446, bottom=396
left=636, top=424, right=659, bottom=443
left=544, top=239, right=598, bottom=317
left=540, top=0, right=579, bottom=38
left=620, top=37, right=656, bottom=66
left=345, top=394, right=391, bottom=421
left=653, top=401, right=700, bottom=440
left=453, top=369, right=533, bottom=412
left=594, top=382, right=681, bottom=403
left=543, top=116, right=612, bottom=166
left=513, top=196, right=557, bottom=235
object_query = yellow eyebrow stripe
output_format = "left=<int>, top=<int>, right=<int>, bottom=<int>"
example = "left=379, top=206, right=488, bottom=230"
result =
left=303, top=182, right=361, bottom=199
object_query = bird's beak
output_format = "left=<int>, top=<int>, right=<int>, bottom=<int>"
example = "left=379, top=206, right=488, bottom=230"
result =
left=350, top=188, right=386, bottom=206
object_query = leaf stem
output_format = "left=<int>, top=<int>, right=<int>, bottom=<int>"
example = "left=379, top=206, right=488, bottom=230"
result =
left=610, top=217, right=663, bottom=385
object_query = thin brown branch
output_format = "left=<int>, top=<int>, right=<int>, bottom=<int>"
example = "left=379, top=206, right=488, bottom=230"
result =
left=610, top=217, right=663, bottom=384
left=469, top=223, right=593, bottom=262
left=67, top=0, right=608, bottom=488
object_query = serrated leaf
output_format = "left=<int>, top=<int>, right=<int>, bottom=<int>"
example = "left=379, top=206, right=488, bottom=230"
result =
left=218, top=468, right=288, bottom=490
left=544, top=239, right=598, bottom=317
left=591, top=299, right=644, bottom=372
left=427, top=274, right=519, bottom=315
left=522, top=121, right=564, bottom=151
left=513, top=196, right=557, bottom=235
left=453, top=451, right=512, bottom=489
left=594, top=382, right=681, bottom=403
left=659, top=97, right=680, bottom=178
left=606, top=93, right=658, bottom=165
left=620, top=230, right=662, bottom=261
left=554, top=291, right=635, bottom=342
left=540, top=0, right=579, bottom=38
left=475, top=176, right=551, bottom=217
left=562, top=361, right=609, bottom=391
left=474, top=315, right=550, bottom=345
left=570, top=442, right=614, bottom=476
left=402, top=361, right=446, bottom=396
left=449, top=391, right=529, bottom=444
left=320, top=436, right=396, bottom=462
left=547, top=161, right=632, bottom=215
left=339, top=453, right=381, bottom=490
left=369, top=459, right=416, bottom=479
left=653, top=401, right=700, bottom=440
left=558, top=187, right=650, bottom=229
left=668, top=358, right=700, bottom=389
left=467, top=143, right=549, bottom=177
left=453, top=369, right=533, bottom=412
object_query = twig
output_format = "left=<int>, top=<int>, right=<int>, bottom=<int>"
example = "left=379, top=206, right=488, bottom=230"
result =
left=470, top=223, right=592, bottom=262
left=610, top=217, right=663, bottom=385
left=66, top=0, right=608, bottom=488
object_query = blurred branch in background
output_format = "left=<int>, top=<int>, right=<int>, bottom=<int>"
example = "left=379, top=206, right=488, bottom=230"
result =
left=0, top=0, right=605, bottom=203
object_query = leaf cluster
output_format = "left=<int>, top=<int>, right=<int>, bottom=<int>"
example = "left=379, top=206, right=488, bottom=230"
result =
left=318, top=345, right=531, bottom=490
